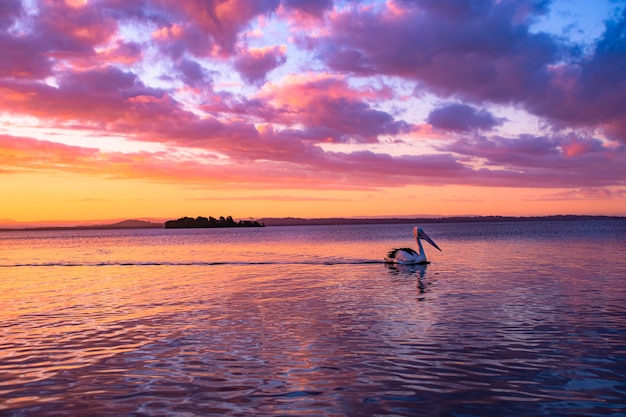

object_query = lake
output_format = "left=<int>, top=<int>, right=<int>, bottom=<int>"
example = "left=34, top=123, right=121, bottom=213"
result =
left=1, top=220, right=625, bottom=416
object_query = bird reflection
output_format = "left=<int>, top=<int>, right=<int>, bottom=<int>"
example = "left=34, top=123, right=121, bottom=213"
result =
left=385, top=262, right=430, bottom=296
left=386, top=262, right=427, bottom=277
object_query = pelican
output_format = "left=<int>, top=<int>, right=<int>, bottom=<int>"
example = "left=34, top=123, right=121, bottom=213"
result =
left=385, top=227, right=441, bottom=264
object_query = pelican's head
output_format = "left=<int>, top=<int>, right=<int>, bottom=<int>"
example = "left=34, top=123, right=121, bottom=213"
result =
left=413, top=227, right=442, bottom=251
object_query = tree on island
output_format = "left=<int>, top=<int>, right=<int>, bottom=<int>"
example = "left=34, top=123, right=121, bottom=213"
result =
left=164, top=216, right=264, bottom=228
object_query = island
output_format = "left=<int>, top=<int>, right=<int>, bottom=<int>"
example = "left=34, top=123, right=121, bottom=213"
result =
left=164, top=216, right=264, bottom=229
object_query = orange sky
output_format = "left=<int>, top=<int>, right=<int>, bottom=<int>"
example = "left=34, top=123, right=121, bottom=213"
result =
left=1, top=0, right=625, bottom=225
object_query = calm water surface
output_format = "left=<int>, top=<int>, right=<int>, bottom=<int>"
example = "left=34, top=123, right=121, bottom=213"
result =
left=1, top=221, right=625, bottom=416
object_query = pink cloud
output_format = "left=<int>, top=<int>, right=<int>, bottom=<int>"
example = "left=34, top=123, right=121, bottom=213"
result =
left=0, top=133, right=461, bottom=189
left=2, top=129, right=624, bottom=191
left=252, top=74, right=411, bottom=143
left=530, top=188, right=626, bottom=201
left=0, top=134, right=101, bottom=174
left=103, top=41, right=143, bottom=64
left=189, top=195, right=348, bottom=202
left=4, top=70, right=622, bottom=192
left=0, top=66, right=164, bottom=123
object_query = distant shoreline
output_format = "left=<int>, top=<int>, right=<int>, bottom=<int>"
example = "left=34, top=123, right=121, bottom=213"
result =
left=0, top=215, right=624, bottom=232
left=258, top=215, right=626, bottom=227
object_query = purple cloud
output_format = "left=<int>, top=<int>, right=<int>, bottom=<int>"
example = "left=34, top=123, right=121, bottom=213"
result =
left=283, top=0, right=333, bottom=17
left=427, top=103, right=504, bottom=132
left=310, top=0, right=557, bottom=99
left=305, top=0, right=626, bottom=142
left=440, top=133, right=626, bottom=187
left=234, top=46, right=287, bottom=84
left=529, top=9, right=626, bottom=142
left=0, top=0, right=21, bottom=29
left=144, top=0, right=280, bottom=57
left=35, top=1, right=118, bottom=54
left=177, top=58, right=211, bottom=88
left=0, top=66, right=164, bottom=123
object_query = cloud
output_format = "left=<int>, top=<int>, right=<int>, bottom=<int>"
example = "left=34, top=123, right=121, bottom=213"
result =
left=253, top=74, right=411, bottom=143
left=65, top=198, right=111, bottom=202
left=402, top=0, right=550, bottom=20
left=3, top=0, right=624, bottom=146
left=528, top=187, right=626, bottom=201
left=528, top=9, right=626, bottom=142
left=0, top=0, right=21, bottom=29
left=427, top=103, right=504, bottom=132
left=36, top=0, right=118, bottom=55
left=95, top=41, right=143, bottom=66
left=190, top=194, right=349, bottom=202
left=234, top=46, right=287, bottom=84
left=2, top=128, right=625, bottom=192
left=0, top=0, right=279, bottom=69
left=309, top=1, right=557, bottom=98
left=0, top=132, right=464, bottom=189
left=176, top=58, right=212, bottom=89
left=283, top=0, right=334, bottom=18
left=306, top=0, right=626, bottom=142
left=141, top=0, right=281, bottom=57
left=0, top=0, right=624, bottom=205
left=0, top=134, right=101, bottom=174
left=440, top=132, right=626, bottom=187
left=0, top=33, right=52, bottom=79
left=0, top=66, right=165, bottom=123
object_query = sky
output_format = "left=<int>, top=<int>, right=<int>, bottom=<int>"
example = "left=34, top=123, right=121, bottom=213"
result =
left=1, top=0, right=625, bottom=225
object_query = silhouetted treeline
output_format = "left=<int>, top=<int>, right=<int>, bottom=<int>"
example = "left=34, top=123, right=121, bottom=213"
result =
left=164, top=216, right=264, bottom=229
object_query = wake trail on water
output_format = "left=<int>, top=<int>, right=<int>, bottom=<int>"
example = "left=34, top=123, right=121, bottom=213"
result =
left=0, top=260, right=387, bottom=268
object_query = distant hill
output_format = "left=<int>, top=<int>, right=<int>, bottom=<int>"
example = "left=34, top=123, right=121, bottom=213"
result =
left=0, top=219, right=163, bottom=231
left=98, top=220, right=163, bottom=229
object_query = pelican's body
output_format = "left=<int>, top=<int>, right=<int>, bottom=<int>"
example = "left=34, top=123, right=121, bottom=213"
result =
left=385, top=227, right=441, bottom=264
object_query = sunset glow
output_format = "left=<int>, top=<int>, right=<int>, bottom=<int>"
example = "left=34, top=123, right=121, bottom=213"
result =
left=1, top=0, right=625, bottom=225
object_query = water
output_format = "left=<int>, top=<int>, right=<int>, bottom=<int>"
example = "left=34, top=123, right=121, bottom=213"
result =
left=1, top=220, right=625, bottom=416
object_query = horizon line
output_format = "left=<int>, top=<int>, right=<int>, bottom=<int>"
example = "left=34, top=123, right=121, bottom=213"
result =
left=1, top=213, right=624, bottom=230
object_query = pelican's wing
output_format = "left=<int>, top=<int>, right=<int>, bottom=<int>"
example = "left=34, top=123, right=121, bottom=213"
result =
left=386, top=247, right=418, bottom=259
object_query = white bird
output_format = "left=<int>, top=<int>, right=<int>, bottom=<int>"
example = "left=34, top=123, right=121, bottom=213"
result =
left=385, top=226, right=442, bottom=264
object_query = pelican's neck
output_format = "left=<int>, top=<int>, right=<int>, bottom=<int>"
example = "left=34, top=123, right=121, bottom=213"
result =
left=416, top=236, right=424, bottom=256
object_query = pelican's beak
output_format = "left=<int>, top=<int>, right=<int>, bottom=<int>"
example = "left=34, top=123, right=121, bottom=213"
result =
left=420, top=231, right=442, bottom=251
